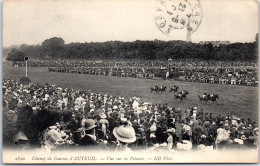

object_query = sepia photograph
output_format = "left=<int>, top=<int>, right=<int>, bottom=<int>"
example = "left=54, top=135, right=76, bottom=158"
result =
left=2, top=0, right=259, bottom=164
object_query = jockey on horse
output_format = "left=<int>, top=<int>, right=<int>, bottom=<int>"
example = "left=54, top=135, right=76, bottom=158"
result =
left=209, top=93, right=215, bottom=98
left=180, top=90, right=188, bottom=95
left=150, top=86, right=159, bottom=93
left=175, top=90, right=189, bottom=101
left=159, top=85, right=167, bottom=93
left=169, top=85, right=178, bottom=93
left=208, top=93, right=219, bottom=103
left=202, top=91, right=207, bottom=100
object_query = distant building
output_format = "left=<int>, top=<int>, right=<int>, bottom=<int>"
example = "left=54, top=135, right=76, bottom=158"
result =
left=199, top=41, right=231, bottom=47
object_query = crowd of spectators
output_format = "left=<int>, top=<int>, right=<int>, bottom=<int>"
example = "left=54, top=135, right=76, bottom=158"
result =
left=3, top=79, right=258, bottom=152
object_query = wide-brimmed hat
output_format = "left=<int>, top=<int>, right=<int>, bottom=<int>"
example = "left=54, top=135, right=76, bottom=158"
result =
left=14, top=131, right=28, bottom=142
left=90, top=104, right=95, bottom=109
left=241, top=135, right=247, bottom=140
left=100, top=113, right=107, bottom=119
left=49, top=126, right=57, bottom=130
left=81, top=119, right=97, bottom=130
left=201, top=135, right=206, bottom=138
left=121, top=118, right=127, bottom=123
left=233, top=138, right=244, bottom=145
left=45, top=129, right=63, bottom=147
left=113, top=105, right=118, bottom=110
left=113, top=125, right=136, bottom=143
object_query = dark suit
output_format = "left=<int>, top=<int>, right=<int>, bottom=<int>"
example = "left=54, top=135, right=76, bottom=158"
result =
left=78, top=135, right=98, bottom=147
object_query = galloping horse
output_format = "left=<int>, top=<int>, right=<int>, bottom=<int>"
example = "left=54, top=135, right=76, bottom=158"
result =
left=174, top=91, right=189, bottom=102
left=198, top=94, right=219, bottom=103
left=169, top=86, right=178, bottom=93
left=198, top=95, right=208, bottom=103
left=159, top=86, right=167, bottom=93
left=150, top=86, right=159, bottom=93
left=207, top=94, right=219, bottom=103
left=179, top=90, right=189, bottom=96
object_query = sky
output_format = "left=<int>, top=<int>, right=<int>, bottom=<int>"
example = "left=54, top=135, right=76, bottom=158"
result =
left=3, top=0, right=259, bottom=47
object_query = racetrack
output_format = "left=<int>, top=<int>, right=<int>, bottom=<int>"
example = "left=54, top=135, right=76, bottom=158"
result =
left=3, top=63, right=258, bottom=120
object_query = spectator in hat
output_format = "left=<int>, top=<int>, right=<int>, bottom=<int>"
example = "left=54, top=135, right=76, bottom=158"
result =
left=149, top=125, right=158, bottom=144
left=43, top=126, right=64, bottom=150
left=78, top=119, right=98, bottom=147
left=206, top=134, right=216, bottom=148
left=113, top=124, right=136, bottom=152
left=192, top=122, right=203, bottom=146
left=240, top=135, right=248, bottom=146
left=14, top=131, right=30, bottom=149
left=167, top=128, right=176, bottom=150
left=198, top=135, right=209, bottom=146
left=99, top=113, right=109, bottom=140
left=182, top=128, right=192, bottom=141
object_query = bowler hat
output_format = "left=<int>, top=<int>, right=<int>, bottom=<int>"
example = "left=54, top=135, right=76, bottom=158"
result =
left=82, top=119, right=97, bottom=130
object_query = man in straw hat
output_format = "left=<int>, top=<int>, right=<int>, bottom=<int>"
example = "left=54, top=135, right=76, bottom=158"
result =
left=113, top=124, right=136, bottom=152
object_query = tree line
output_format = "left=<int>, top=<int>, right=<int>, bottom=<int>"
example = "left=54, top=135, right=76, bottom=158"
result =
left=6, top=37, right=258, bottom=62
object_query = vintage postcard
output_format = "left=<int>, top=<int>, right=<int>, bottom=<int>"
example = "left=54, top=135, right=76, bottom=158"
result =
left=2, top=0, right=259, bottom=164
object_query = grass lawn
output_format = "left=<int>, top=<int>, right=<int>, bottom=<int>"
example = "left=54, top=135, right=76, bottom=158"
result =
left=3, top=63, right=258, bottom=120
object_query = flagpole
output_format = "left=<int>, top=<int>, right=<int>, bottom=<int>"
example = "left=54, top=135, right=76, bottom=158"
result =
left=26, top=60, right=28, bottom=77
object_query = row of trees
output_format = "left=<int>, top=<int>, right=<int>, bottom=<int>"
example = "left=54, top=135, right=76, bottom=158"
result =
left=6, top=37, right=258, bottom=62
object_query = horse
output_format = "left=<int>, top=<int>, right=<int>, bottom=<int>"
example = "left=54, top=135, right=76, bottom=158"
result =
left=174, top=93, right=188, bottom=102
left=207, top=94, right=219, bottom=103
left=150, top=86, right=159, bottom=93
left=179, top=90, right=189, bottom=98
left=198, top=95, right=209, bottom=103
left=169, top=86, right=178, bottom=93
left=159, top=86, right=167, bottom=93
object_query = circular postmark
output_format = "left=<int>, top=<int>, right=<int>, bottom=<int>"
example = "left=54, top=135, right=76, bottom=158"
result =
left=154, top=0, right=203, bottom=38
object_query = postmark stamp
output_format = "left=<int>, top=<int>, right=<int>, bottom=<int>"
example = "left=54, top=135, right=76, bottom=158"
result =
left=155, top=0, right=203, bottom=39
